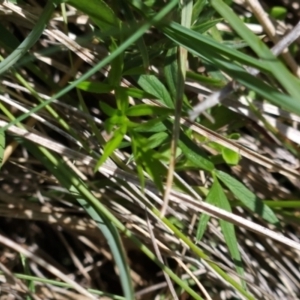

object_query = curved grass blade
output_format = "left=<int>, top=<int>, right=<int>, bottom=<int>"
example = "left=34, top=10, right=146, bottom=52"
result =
left=0, top=271, right=127, bottom=299
left=211, top=0, right=300, bottom=100
left=24, top=143, right=134, bottom=299
left=0, top=0, right=56, bottom=76
left=163, top=22, right=271, bottom=73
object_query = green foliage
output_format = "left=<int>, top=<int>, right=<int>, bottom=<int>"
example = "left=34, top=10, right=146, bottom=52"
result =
left=269, top=6, right=287, bottom=20
left=63, top=0, right=120, bottom=30
left=0, top=131, right=4, bottom=169
left=1, top=0, right=299, bottom=298
left=164, top=47, right=179, bottom=99
left=197, top=176, right=246, bottom=288
left=0, top=0, right=56, bottom=75
left=126, top=104, right=173, bottom=117
left=178, top=131, right=215, bottom=172
left=221, top=133, right=240, bottom=165
left=95, top=124, right=127, bottom=170
left=137, top=75, right=175, bottom=108
left=216, top=170, right=279, bottom=225
left=211, top=0, right=300, bottom=112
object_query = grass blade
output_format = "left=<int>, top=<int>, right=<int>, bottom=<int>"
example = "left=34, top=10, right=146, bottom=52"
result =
left=212, top=175, right=246, bottom=289
left=216, top=170, right=279, bottom=225
left=0, top=0, right=56, bottom=75
left=211, top=0, right=300, bottom=103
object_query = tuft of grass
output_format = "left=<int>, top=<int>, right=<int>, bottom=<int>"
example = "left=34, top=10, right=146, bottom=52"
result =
left=0, top=0, right=299, bottom=299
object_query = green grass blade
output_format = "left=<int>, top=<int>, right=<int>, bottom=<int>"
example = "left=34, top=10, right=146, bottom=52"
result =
left=24, top=143, right=134, bottom=299
left=64, top=0, right=120, bottom=30
left=164, top=47, right=179, bottom=100
left=216, top=170, right=279, bottom=225
left=163, top=22, right=271, bottom=73
left=94, top=123, right=127, bottom=170
left=212, top=176, right=246, bottom=289
left=192, top=0, right=207, bottom=23
left=202, top=51, right=300, bottom=115
left=0, top=272, right=126, bottom=299
left=0, top=131, right=4, bottom=169
left=158, top=213, right=255, bottom=299
left=29, top=142, right=207, bottom=299
left=0, top=0, right=56, bottom=75
left=177, top=130, right=215, bottom=172
left=211, top=0, right=300, bottom=101
left=196, top=187, right=216, bottom=240
left=108, top=39, right=124, bottom=87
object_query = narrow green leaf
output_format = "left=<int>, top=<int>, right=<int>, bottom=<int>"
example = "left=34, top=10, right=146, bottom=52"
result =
left=142, top=151, right=166, bottom=192
left=178, top=132, right=215, bottom=172
left=137, top=74, right=174, bottom=108
left=186, top=70, right=225, bottom=87
left=76, top=81, right=113, bottom=93
left=131, top=133, right=145, bottom=190
left=192, top=0, right=207, bottom=23
left=216, top=170, right=280, bottom=225
left=0, top=0, right=178, bottom=134
left=119, top=87, right=154, bottom=99
left=133, top=118, right=167, bottom=132
left=100, top=102, right=117, bottom=117
left=196, top=185, right=216, bottom=240
left=131, top=132, right=165, bottom=192
left=210, top=52, right=300, bottom=116
left=211, top=0, right=300, bottom=100
left=164, top=47, right=178, bottom=99
left=196, top=212, right=211, bottom=241
left=115, top=88, right=129, bottom=113
left=192, top=18, right=223, bottom=33
left=212, top=177, right=246, bottom=288
left=94, top=124, right=127, bottom=170
left=126, top=104, right=173, bottom=116
left=0, top=0, right=55, bottom=75
left=25, top=142, right=134, bottom=299
left=108, top=39, right=124, bottom=87
left=0, top=131, right=5, bottom=169
left=148, top=132, right=169, bottom=149
left=64, top=0, right=120, bottom=30
left=164, top=22, right=270, bottom=73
